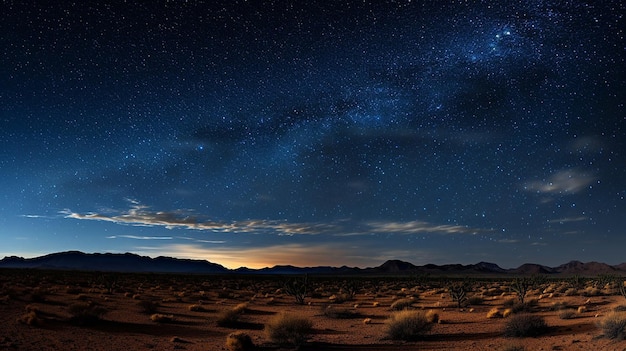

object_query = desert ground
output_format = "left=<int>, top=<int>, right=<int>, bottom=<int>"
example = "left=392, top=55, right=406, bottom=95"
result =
left=1, top=269, right=625, bottom=351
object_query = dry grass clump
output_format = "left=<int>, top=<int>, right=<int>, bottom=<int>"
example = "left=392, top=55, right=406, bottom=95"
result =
left=390, top=298, right=414, bottom=310
left=225, top=331, right=255, bottom=351
left=487, top=308, right=502, bottom=319
left=68, top=302, right=107, bottom=325
left=503, top=314, right=548, bottom=337
left=322, top=305, right=361, bottom=319
left=596, top=311, right=626, bottom=340
left=425, top=309, right=439, bottom=323
left=18, top=307, right=43, bottom=326
left=188, top=304, right=206, bottom=312
left=614, top=305, right=626, bottom=312
left=384, top=310, right=434, bottom=341
left=137, top=300, right=160, bottom=314
left=467, top=296, right=484, bottom=305
left=150, top=313, right=175, bottom=323
left=217, top=308, right=242, bottom=327
left=233, top=302, right=249, bottom=314
left=264, top=313, right=313, bottom=346
left=558, top=309, right=577, bottom=319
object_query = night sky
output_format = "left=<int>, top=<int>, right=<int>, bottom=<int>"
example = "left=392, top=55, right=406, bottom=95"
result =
left=1, top=1, right=624, bottom=269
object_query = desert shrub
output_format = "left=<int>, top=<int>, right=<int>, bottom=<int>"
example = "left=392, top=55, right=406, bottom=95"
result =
left=137, top=300, right=160, bottom=314
left=282, top=275, right=309, bottom=305
left=225, top=331, right=255, bottom=351
left=322, top=305, right=361, bottom=319
left=30, top=288, right=49, bottom=302
left=550, top=301, right=570, bottom=311
left=68, top=302, right=107, bottom=325
left=188, top=304, right=205, bottom=312
left=596, top=312, right=626, bottom=340
left=558, top=309, right=577, bottom=319
left=467, top=296, right=484, bottom=305
left=614, top=305, right=626, bottom=312
left=390, top=298, right=414, bottom=310
left=425, top=309, right=439, bottom=323
left=447, top=280, right=472, bottom=309
left=487, top=308, right=502, bottom=319
left=217, top=308, right=242, bottom=327
left=264, top=313, right=313, bottom=346
left=563, top=288, right=578, bottom=296
left=150, top=313, right=175, bottom=323
left=233, top=302, right=249, bottom=314
left=503, top=314, right=548, bottom=337
left=18, top=311, right=43, bottom=326
left=503, top=298, right=533, bottom=313
left=384, top=310, right=434, bottom=341
left=582, top=287, right=601, bottom=296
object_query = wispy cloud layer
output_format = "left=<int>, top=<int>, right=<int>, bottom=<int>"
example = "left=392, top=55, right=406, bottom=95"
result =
left=59, top=201, right=482, bottom=237
left=60, top=203, right=334, bottom=235
left=523, top=169, right=596, bottom=194
left=106, top=235, right=173, bottom=240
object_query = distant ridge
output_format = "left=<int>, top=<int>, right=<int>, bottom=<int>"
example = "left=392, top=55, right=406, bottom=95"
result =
left=0, top=251, right=228, bottom=274
left=1, top=251, right=625, bottom=276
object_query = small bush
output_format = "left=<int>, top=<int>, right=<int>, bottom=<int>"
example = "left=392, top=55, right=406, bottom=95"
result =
left=226, top=331, right=255, bottom=351
left=233, top=302, right=249, bottom=314
left=614, top=305, right=626, bottom=312
left=264, top=313, right=313, bottom=346
left=425, top=309, right=439, bottom=323
left=390, top=298, right=414, bottom=310
left=558, top=309, right=577, bottom=319
left=217, top=308, right=242, bottom=327
left=487, top=308, right=502, bottom=319
left=150, top=313, right=175, bottom=323
left=188, top=304, right=205, bottom=312
left=18, top=311, right=43, bottom=326
left=384, top=310, right=434, bottom=341
left=138, top=300, right=160, bottom=314
left=550, top=301, right=569, bottom=311
left=467, top=296, right=484, bottom=305
left=503, top=314, right=548, bottom=337
left=597, top=312, right=626, bottom=340
left=68, top=302, right=107, bottom=325
left=322, top=305, right=360, bottom=319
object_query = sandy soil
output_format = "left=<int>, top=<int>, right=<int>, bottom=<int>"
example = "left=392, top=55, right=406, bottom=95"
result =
left=1, top=270, right=625, bottom=351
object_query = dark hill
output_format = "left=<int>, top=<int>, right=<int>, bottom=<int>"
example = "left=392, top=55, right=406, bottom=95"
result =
left=1, top=252, right=625, bottom=276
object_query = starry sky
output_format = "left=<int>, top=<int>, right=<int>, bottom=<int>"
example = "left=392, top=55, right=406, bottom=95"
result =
left=1, top=1, right=624, bottom=269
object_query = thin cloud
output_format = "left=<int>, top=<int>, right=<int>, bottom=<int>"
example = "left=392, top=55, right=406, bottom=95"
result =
left=365, top=220, right=478, bottom=235
left=547, top=216, right=588, bottom=224
left=523, top=169, right=595, bottom=194
left=498, top=239, right=520, bottom=243
left=106, top=235, right=173, bottom=240
left=60, top=201, right=485, bottom=238
left=60, top=203, right=334, bottom=236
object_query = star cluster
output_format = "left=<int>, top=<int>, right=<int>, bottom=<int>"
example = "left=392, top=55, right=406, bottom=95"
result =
left=1, top=0, right=624, bottom=268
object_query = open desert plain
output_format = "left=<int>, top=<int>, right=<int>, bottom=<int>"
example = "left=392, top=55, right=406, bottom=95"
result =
left=2, top=269, right=626, bottom=351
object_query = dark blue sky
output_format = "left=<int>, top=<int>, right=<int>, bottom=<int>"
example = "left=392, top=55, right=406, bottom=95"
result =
left=1, top=0, right=624, bottom=268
